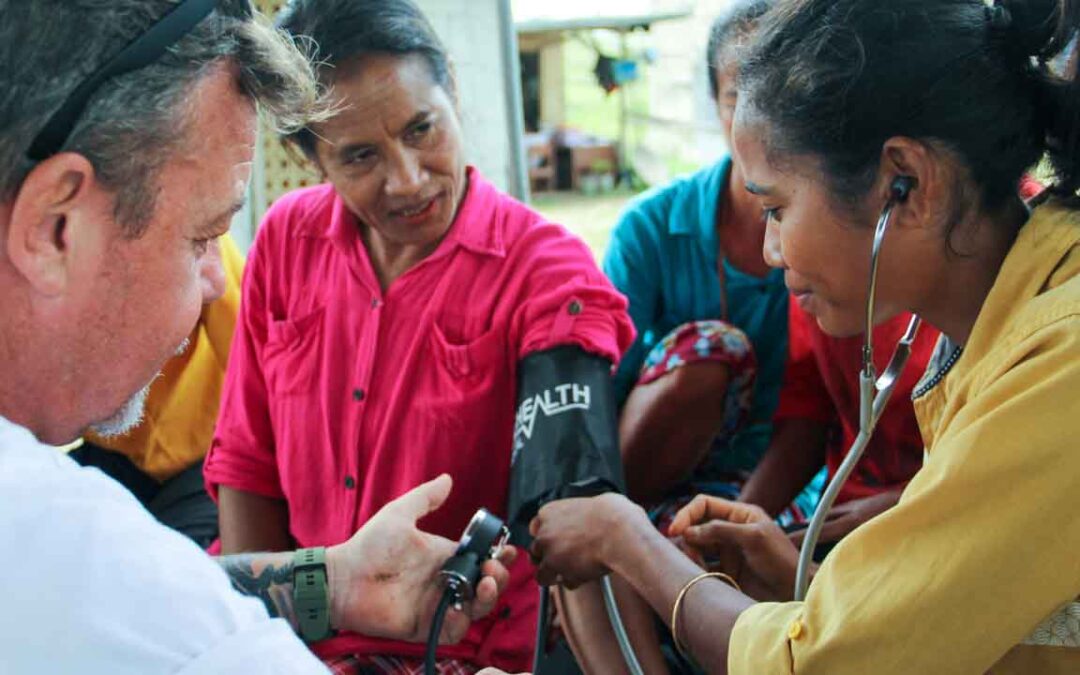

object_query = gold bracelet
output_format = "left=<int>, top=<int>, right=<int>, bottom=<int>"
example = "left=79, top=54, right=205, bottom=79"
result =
left=670, top=572, right=742, bottom=659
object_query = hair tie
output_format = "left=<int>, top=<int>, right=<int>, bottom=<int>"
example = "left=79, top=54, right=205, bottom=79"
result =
left=985, top=3, right=1013, bottom=31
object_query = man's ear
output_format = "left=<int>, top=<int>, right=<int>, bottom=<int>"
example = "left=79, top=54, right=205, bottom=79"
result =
left=6, top=152, right=99, bottom=296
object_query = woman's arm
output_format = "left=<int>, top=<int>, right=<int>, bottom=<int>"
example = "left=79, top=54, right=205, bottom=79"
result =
left=621, top=361, right=735, bottom=505
left=218, top=486, right=293, bottom=553
left=739, top=418, right=828, bottom=516
left=531, top=494, right=754, bottom=674
left=609, top=518, right=755, bottom=673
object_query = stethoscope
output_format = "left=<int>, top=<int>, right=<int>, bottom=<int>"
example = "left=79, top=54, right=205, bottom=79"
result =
left=793, top=175, right=922, bottom=601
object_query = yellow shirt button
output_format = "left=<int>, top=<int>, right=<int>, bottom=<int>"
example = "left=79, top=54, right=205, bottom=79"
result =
left=788, top=620, right=805, bottom=640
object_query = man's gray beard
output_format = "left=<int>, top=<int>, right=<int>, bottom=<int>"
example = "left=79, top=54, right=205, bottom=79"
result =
left=87, top=338, right=190, bottom=438
left=87, top=382, right=151, bottom=438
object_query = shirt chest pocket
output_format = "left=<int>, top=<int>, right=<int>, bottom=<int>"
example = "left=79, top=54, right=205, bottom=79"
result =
left=414, top=321, right=513, bottom=478
left=418, top=315, right=510, bottom=431
left=263, top=306, right=325, bottom=395
left=428, top=318, right=506, bottom=384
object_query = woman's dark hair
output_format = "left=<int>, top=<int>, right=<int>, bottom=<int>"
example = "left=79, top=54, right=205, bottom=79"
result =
left=707, top=0, right=774, bottom=101
left=276, top=0, right=454, bottom=158
left=739, top=0, right=1080, bottom=212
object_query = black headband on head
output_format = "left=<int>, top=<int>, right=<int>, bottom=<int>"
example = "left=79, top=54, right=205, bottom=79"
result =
left=26, top=0, right=251, bottom=161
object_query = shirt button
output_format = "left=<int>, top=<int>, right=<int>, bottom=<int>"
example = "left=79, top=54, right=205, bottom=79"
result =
left=787, top=619, right=805, bottom=640
left=370, top=298, right=381, bottom=309
left=568, top=300, right=583, bottom=315
left=344, top=475, right=356, bottom=490
left=352, top=388, right=365, bottom=401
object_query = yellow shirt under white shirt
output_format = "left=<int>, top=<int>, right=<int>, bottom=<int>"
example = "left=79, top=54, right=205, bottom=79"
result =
left=729, top=199, right=1080, bottom=674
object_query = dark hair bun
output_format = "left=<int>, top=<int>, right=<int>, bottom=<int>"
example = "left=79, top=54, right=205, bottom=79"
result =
left=999, top=0, right=1071, bottom=59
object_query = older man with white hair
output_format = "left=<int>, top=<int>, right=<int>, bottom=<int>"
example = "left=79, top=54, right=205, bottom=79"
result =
left=0, top=1, right=514, bottom=672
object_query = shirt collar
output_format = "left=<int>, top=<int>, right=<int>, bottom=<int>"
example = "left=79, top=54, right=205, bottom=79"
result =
left=441, top=167, right=506, bottom=257
left=667, top=156, right=732, bottom=243
left=325, top=166, right=506, bottom=258
left=962, top=199, right=1080, bottom=363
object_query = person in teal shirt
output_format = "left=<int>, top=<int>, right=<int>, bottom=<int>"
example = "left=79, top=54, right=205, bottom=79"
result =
left=604, top=156, right=788, bottom=484
left=553, top=4, right=815, bottom=674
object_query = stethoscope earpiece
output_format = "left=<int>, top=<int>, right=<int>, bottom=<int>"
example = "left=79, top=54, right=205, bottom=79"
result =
left=890, top=175, right=915, bottom=203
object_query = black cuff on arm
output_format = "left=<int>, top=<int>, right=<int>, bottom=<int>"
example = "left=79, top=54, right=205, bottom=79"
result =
left=506, top=345, right=625, bottom=543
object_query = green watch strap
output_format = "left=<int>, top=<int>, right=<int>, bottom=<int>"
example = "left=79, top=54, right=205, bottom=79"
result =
left=292, top=547, right=331, bottom=642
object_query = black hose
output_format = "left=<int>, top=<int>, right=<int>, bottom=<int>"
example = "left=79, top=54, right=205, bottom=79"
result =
left=425, top=588, right=457, bottom=675
left=532, top=585, right=551, bottom=672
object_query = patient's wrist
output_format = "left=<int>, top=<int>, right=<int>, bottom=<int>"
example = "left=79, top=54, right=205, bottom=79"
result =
left=602, top=495, right=655, bottom=572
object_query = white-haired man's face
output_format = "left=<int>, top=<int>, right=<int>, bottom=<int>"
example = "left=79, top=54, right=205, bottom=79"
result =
left=1, top=63, right=255, bottom=444
left=88, top=338, right=190, bottom=438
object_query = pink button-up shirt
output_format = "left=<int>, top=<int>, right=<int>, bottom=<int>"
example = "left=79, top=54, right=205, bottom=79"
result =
left=205, top=169, right=634, bottom=670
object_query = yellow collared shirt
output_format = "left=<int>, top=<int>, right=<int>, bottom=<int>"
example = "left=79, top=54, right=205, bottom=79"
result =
left=730, top=201, right=1080, bottom=674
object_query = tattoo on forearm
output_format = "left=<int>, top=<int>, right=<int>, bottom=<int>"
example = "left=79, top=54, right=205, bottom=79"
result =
left=218, top=553, right=298, bottom=631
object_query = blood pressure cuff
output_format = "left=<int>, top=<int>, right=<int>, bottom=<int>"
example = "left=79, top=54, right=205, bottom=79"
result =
left=506, top=345, right=624, bottom=544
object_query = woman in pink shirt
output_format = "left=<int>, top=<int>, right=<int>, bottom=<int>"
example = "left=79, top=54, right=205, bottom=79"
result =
left=203, top=1, right=634, bottom=673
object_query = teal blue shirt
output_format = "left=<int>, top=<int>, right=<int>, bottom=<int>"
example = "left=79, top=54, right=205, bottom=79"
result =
left=603, top=158, right=789, bottom=473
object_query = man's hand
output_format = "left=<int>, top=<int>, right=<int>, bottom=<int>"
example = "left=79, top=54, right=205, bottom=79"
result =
left=326, top=475, right=515, bottom=643
left=528, top=492, right=650, bottom=589
left=668, top=495, right=800, bottom=602
left=789, top=489, right=901, bottom=547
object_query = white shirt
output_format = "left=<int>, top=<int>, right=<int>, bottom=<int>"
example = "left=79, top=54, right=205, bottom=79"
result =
left=0, top=415, right=328, bottom=674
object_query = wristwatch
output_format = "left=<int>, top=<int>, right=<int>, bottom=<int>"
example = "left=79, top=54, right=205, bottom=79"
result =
left=292, top=547, right=331, bottom=642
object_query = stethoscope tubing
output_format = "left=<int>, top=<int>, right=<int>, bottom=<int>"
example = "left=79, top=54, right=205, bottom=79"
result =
left=793, top=196, right=921, bottom=601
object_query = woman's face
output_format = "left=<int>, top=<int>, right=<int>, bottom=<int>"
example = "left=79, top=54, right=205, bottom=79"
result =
left=731, top=115, right=917, bottom=337
left=312, top=53, right=466, bottom=250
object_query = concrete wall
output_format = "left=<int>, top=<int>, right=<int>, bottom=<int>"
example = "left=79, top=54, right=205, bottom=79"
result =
left=421, top=0, right=522, bottom=196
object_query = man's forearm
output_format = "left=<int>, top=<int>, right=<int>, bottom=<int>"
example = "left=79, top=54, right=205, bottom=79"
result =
left=216, top=487, right=302, bottom=630
left=217, top=552, right=298, bottom=632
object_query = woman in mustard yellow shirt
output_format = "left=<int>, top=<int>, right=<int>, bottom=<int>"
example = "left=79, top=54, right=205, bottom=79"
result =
left=527, top=0, right=1080, bottom=673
